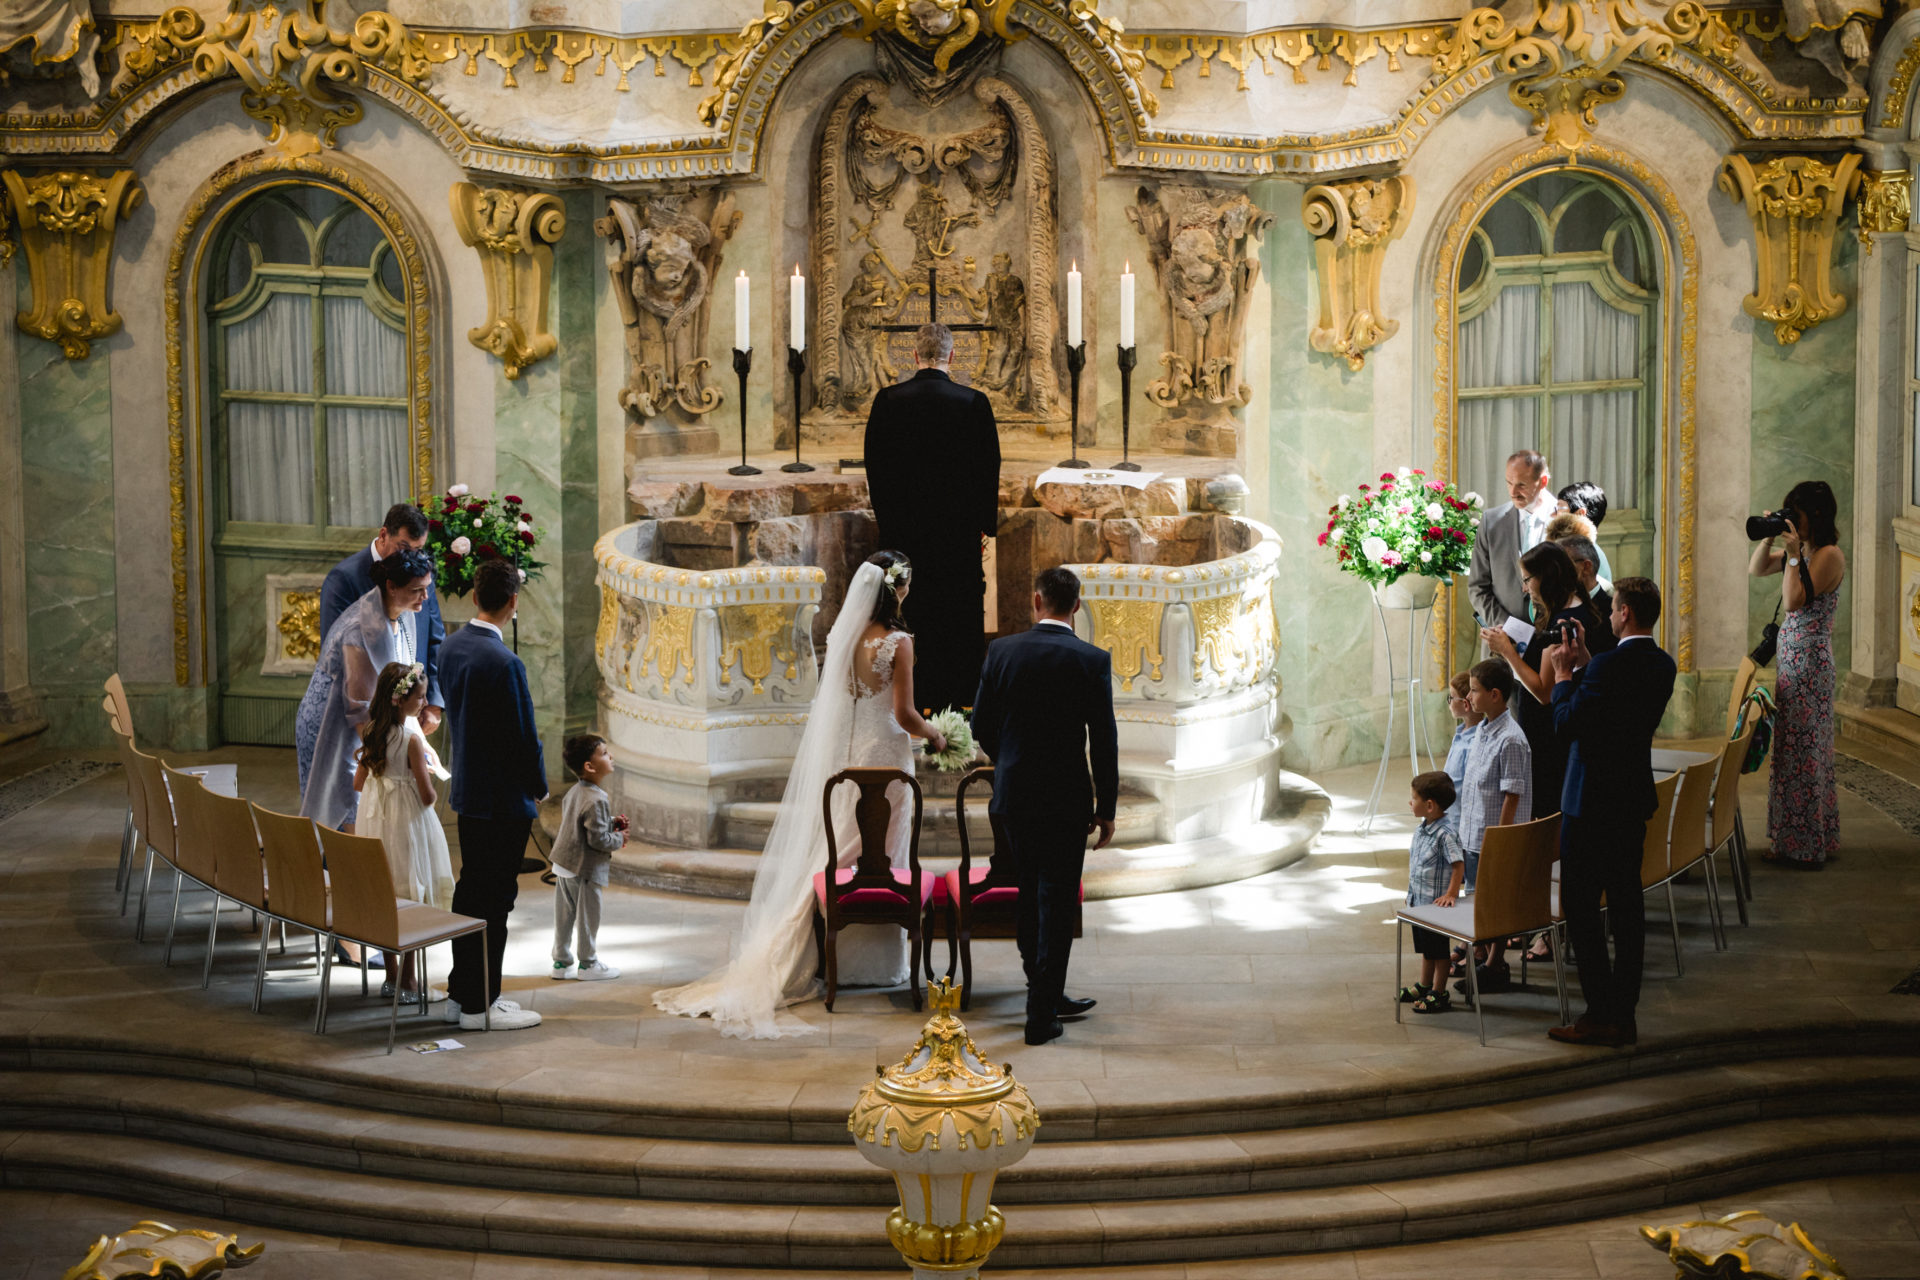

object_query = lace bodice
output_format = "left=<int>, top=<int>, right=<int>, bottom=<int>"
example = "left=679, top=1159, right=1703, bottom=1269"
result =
left=851, top=630, right=906, bottom=701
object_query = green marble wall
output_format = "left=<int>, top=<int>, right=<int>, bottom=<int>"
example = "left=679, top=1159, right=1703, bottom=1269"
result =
left=1746, top=236, right=1857, bottom=681
left=18, top=316, right=117, bottom=748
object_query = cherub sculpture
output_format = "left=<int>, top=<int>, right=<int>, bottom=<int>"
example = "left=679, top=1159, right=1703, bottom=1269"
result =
left=600, top=191, right=741, bottom=420
left=1128, top=184, right=1271, bottom=416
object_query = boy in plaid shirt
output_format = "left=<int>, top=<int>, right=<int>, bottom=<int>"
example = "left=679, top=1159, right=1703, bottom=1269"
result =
left=1400, top=771, right=1466, bottom=1014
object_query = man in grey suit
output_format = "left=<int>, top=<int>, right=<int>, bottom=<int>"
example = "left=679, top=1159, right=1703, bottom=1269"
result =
left=1467, top=450, right=1558, bottom=629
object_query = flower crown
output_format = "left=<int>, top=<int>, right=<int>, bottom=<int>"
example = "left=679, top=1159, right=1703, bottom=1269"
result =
left=883, top=562, right=908, bottom=589
left=390, top=663, right=425, bottom=704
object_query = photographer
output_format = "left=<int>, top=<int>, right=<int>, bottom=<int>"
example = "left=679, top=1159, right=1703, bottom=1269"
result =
left=1747, top=480, right=1846, bottom=869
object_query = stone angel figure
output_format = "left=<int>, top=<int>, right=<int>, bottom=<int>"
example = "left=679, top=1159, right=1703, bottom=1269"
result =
left=600, top=191, right=742, bottom=421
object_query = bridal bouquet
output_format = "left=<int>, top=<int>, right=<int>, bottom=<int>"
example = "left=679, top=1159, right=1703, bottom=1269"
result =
left=422, top=485, right=547, bottom=598
left=924, top=708, right=976, bottom=774
left=1319, top=467, right=1480, bottom=588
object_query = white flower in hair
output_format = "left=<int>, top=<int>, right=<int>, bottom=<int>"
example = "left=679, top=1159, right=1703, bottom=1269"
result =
left=883, top=562, right=907, bottom=588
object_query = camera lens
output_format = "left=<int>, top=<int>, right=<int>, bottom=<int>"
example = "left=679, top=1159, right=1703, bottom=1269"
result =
left=1746, top=512, right=1788, bottom=541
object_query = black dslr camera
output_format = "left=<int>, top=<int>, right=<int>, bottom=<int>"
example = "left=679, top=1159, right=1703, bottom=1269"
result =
left=1746, top=510, right=1790, bottom=540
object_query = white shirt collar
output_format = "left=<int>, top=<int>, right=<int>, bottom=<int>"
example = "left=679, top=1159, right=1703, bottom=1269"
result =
left=369, top=538, right=385, bottom=562
left=1035, top=618, right=1074, bottom=631
left=1619, top=633, right=1654, bottom=644
left=467, top=619, right=503, bottom=639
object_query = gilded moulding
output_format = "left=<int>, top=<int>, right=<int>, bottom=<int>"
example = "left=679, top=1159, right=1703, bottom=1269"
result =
left=716, top=602, right=801, bottom=694
left=414, top=30, right=738, bottom=91
left=1856, top=166, right=1911, bottom=253
left=167, top=153, right=434, bottom=684
left=1086, top=598, right=1166, bottom=692
left=1303, top=174, right=1413, bottom=371
left=1430, top=141, right=1697, bottom=675
left=1881, top=35, right=1920, bottom=129
left=1640, top=1211, right=1843, bottom=1280
left=1716, top=151, right=1861, bottom=344
left=62, top=1220, right=263, bottom=1280
left=450, top=181, right=567, bottom=379
left=2, top=168, right=143, bottom=359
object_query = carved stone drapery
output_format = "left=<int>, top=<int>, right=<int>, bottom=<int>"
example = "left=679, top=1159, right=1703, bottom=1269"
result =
left=598, top=188, right=742, bottom=424
left=450, top=182, right=567, bottom=379
left=1126, top=183, right=1271, bottom=453
left=807, top=71, right=1060, bottom=441
left=1302, top=175, right=1413, bottom=371
left=1716, top=151, right=1861, bottom=344
left=2, top=168, right=143, bottom=359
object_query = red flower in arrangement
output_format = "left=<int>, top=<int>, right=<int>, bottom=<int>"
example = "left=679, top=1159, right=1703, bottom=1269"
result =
left=428, top=519, right=444, bottom=531
left=477, top=543, right=498, bottom=559
left=445, top=550, right=463, bottom=563
left=443, top=499, right=458, bottom=514
left=1412, top=469, right=1426, bottom=476
left=504, top=494, right=523, bottom=506
left=1427, top=526, right=1443, bottom=538
left=1380, top=472, right=1396, bottom=482
left=1358, top=484, right=1370, bottom=492
left=1317, top=531, right=1330, bottom=547
left=518, top=531, right=535, bottom=545
left=466, top=501, right=485, bottom=515
left=1451, top=529, right=1468, bottom=543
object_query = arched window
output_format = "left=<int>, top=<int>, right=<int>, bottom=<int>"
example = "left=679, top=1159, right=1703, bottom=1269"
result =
left=1455, top=171, right=1660, bottom=578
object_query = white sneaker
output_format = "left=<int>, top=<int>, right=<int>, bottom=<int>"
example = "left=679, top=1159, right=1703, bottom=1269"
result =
left=551, top=962, right=578, bottom=981
left=459, top=999, right=542, bottom=1031
left=575, top=959, right=620, bottom=981
left=445, top=996, right=523, bottom=1023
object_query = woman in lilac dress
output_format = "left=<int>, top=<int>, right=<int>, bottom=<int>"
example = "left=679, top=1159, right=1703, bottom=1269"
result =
left=1749, top=480, right=1846, bottom=868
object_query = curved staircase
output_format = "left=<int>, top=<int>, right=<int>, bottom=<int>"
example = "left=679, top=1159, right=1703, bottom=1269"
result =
left=3, top=1026, right=1916, bottom=1267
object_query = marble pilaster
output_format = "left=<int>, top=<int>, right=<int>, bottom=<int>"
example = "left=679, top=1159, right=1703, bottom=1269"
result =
left=0, top=253, right=45, bottom=749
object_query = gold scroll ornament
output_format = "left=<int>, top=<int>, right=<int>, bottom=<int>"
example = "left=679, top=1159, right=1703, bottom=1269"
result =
left=450, top=182, right=567, bottom=379
left=2, top=169, right=144, bottom=360
left=64, top=1220, right=263, bottom=1280
left=276, top=589, right=322, bottom=662
left=1303, top=174, right=1413, bottom=371
left=1086, top=598, right=1165, bottom=692
left=716, top=603, right=799, bottom=695
left=638, top=600, right=697, bottom=686
left=1190, top=592, right=1246, bottom=681
left=1856, top=167, right=1912, bottom=253
left=1716, top=151, right=1861, bottom=344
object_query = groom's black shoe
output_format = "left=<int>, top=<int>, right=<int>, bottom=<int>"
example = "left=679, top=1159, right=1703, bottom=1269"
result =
left=1024, top=1019, right=1064, bottom=1046
left=1056, top=996, right=1097, bottom=1018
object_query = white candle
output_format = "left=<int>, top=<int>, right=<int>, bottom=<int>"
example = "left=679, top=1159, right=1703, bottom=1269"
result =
left=1066, top=260, right=1082, bottom=347
left=734, top=270, right=749, bottom=351
left=790, top=264, right=806, bottom=353
left=1119, top=260, right=1135, bottom=349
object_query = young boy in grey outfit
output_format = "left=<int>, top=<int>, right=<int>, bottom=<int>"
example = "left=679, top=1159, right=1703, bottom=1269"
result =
left=551, top=734, right=627, bottom=981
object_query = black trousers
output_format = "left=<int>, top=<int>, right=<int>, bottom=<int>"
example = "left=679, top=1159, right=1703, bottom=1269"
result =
left=1004, top=812, right=1088, bottom=1027
left=448, top=814, right=531, bottom=1012
left=1559, top=811, right=1647, bottom=1028
left=899, top=552, right=985, bottom=714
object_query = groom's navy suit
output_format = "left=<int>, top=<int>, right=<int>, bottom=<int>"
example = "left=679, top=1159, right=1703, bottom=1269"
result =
left=440, top=618, right=547, bottom=1014
left=971, top=619, right=1118, bottom=1029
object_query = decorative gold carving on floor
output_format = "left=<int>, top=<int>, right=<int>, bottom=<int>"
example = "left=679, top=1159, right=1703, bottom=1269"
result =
left=63, top=1220, right=263, bottom=1280
left=1641, top=1210, right=1844, bottom=1279
left=1717, top=151, right=1861, bottom=344
left=276, top=590, right=322, bottom=662
left=600, top=189, right=740, bottom=422
left=450, top=182, right=566, bottom=379
left=1087, top=598, right=1166, bottom=692
left=717, top=603, right=799, bottom=695
left=2, top=168, right=143, bottom=359
left=1303, top=175, right=1412, bottom=371
left=1856, top=167, right=1911, bottom=253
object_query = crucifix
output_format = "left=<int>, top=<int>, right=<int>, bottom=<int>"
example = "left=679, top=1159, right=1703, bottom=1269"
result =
left=841, top=264, right=994, bottom=468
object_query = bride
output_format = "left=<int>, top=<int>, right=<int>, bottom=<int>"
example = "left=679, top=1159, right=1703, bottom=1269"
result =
left=653, top=550, right=950, bottom=1038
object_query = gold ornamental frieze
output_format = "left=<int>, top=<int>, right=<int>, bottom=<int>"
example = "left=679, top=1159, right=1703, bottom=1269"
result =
left=2, top=168, right=143, bottom=359
left=1303, top=174, right=1413, bottom=371
left=1717, top=151, right=1861, bottom=344
left=450, top=182, right=567, bottom=379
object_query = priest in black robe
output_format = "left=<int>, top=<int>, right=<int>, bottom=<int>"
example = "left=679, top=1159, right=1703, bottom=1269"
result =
left=864, top=323, right=1002, bottom=714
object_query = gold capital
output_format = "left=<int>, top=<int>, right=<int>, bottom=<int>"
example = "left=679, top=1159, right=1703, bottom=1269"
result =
left=3, top=169, right=144, bottom=360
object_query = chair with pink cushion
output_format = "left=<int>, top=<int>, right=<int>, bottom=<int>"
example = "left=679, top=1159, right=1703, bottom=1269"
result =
left=811, top=767, right=928, bottom=1012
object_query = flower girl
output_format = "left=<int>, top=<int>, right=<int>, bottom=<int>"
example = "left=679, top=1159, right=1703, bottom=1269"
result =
left=353, top=661, right=455, bottom=996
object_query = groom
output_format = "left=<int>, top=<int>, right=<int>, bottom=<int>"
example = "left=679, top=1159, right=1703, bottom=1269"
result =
left=970, top=567, right=1118, bottom=1045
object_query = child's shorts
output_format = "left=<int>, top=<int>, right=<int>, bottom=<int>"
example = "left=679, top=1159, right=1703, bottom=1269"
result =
left=1410, top=923, right=1451, bottom=962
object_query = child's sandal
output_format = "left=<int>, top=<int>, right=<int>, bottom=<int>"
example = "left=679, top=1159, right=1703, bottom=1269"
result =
left=1396, top=983, right=1429, bottom=1004
left=1412, top=990, right=1452, bottom=1015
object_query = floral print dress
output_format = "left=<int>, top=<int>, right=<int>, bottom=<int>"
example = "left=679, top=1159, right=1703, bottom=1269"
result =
left=1767, top=585, right=1839, bottom=863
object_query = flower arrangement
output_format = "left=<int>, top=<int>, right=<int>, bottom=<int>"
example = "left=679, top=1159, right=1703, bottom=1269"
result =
left=923, top=708, right=977, bottom=774
left=422, top=484, right=547, bottom=598
left=1318, top=466, right=1482, bottom=589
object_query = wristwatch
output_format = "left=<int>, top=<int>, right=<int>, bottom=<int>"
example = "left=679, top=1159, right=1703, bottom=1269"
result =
left=1787, top=556, right=1801, bottom=567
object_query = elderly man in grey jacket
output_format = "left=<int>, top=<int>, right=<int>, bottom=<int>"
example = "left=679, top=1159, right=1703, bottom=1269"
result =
left=1468, top=450, right=1558, bottom=629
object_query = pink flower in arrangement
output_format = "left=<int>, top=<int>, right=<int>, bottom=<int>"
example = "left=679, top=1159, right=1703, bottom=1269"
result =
left=1412, top=469, right=1426, bottom=476
left=1358, top=484, right=1370, bottom=493
left=1316, top=531, right=1330, bottom=547
left=1429, top=482, right=1444, bottom=492
left=1397, top=503, right=1413, bottom=515
left=1380, top=472, right=1396, bottom=483
left=1380, top=551, right=1402, bottom=566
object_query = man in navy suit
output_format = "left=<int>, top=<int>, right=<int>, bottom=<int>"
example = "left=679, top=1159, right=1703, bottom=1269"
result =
left=320, top=503, right=446, bottom=733
left=440, top=558, right=548, bottom=1032
left=865, top=323, right=1002, bottom=714
left=971, top=567, right=1118, bottom=1046
left=1545, top=577, right=1677, bottom=1047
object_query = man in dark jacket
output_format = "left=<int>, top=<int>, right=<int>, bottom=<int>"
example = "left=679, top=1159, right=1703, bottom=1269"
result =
left=320, top=502, right=445, bottom=732
left=864, top=323, right=1002, bottom=714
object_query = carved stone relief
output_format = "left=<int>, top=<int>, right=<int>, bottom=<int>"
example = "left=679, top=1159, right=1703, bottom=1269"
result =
left=1126, top=182, right=1272, bottom=454
left=599, top=188, right=742, bottom=429
left=1303, top=175, right=1413, bottom=371
left=807, top=70, right=1062, bottom=444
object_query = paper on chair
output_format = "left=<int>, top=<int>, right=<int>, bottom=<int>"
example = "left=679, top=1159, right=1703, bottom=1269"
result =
left=1502, top=617, right=1535, bottom=648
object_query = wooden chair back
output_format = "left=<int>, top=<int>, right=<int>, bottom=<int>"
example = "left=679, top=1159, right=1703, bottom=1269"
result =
left=128, top=744, right=175, bottom=861
left=1669, top=758, right=1717, bottom=872
left=819, top=767, right=924, bottom=924
left=161, top=763, right=219, bottom=883
left=108, top=726, right=148, bottom=838
left=1638, top=772, right=1681, bottom=888
left=954, top=766, right=1015, bottom=897
left=1470, top=813, right=1560, bottom=943
left=253, top=805, right=329, bottom=931
left=1724, top=657, right=1759, bottom=739
left=316, top=824, right=400, bottom=950
left=101, top=694, right=123, bottom=737
left=1710, top=725, right=1754, bottom=851
left=104, top=674, right=133, bottom=743
left=205, top=788, right=266, bottom=910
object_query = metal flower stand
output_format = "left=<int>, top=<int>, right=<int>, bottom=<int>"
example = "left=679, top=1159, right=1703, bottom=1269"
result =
left=1358, top=574, right=1442, bottom=834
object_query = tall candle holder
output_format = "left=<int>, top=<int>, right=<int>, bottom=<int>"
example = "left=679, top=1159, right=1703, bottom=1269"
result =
left=1112, top=344, right=1140, bottom=471
left=781, top=346, right=814, bottom=473
left=728, top=347, right=760, bottom=477
left=1058, top=340, right=1089, bottom=469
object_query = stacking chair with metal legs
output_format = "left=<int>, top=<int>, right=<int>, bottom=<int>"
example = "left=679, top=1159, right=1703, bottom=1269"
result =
left=1634, top=772, right=1683, bottom=974
left=314, top=825, right=487, bottom=1053
left=105, top=716, right=146, bottom=917
left=159, top=763, right=233, bottom=977
left=1707, top=725, right=1757, bottom=928
left=200, top=786, right=269, bottom=991
left=252, top=805, right=333, bottom=1025
left=126, top=744, right=180, bottom=945
left=1661, top=758, right=1726, bottom=955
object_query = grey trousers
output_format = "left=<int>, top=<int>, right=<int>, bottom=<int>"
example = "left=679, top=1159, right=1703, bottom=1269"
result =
left=552, top=875, right=601, bottom=967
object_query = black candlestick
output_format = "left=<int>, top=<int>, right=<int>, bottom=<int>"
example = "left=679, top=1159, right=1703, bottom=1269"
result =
left=781, top=346, right=814, bottom=473
left=1058, top=340, right=1089, bottom=469
left=728, top=347, right=760, bottom=477
left=1112, top=343, right=1141, bottom=471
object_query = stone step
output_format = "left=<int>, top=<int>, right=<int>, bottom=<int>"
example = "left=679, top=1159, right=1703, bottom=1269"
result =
left=717, top=792, right=1166, bottom=854
left=3, top=1114, right=1916, bottom=1266
left=0, top=1056, right=1913, bottom=1208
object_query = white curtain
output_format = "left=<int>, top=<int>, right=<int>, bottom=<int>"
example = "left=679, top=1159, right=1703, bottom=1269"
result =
left=323, top=295, right=408, bottom=527
left=1458, top=283, right=1540, bottom=496
left=1549, top=280, right=1640, bottom=507
left=226, top=293, right=314, bottom=523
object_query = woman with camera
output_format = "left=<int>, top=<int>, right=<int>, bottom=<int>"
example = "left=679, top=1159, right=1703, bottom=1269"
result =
left=1747, top=480, right=1846, bottom=869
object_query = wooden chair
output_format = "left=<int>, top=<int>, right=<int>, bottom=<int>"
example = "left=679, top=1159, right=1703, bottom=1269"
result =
left=200, top=787, right=269, bottom=992
left=1398, top=813, right=1567, bottom=1045
left=811, top=767, right=929, bottom=1012
left=105, top=718, right=146, bottom=917
left=1724, top=657, right=1760, bottom=739
left=1707, top=724, right=1757, bottom=926
left=1636, top=772, right=1683, bottom=973
left=104, top=673, right=134, bottom=743
left=253, top=805, right=332, bottom=1025
left=934, top=765, right=1083, bottom=1011
left=314, top=825, right=486, bottom=1052
left=1661, top=758, right=1726, bottom=957
left=159, top=762, right=229, bottom=977
left=126, top=745, right=179, bottom=945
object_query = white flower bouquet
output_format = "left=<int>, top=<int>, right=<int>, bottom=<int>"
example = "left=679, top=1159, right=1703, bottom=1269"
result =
left=1318, top=466, right=1481, bottom=588
left=923, top=708, right=976, bottom=774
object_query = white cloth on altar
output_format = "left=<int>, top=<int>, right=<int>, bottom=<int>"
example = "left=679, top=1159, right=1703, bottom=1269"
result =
left=1034, top=466, right=1166, bottom=489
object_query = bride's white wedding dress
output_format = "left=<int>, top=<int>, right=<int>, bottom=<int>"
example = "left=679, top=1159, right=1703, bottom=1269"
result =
left=652, top=562, right=915, bottom=1039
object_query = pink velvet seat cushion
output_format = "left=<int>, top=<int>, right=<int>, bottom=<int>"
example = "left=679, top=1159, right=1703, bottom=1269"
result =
left=935, top=865, right=1084, bottom=908
left=813, top=867, right=935, bottom=910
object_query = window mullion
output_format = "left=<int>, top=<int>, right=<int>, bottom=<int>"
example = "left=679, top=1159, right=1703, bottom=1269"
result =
left=1539, top=270, right=1554, bottom=458
left=311, top=287, right=328, bottom=532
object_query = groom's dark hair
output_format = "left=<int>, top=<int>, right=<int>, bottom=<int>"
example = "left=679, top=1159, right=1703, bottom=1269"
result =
left=1035, top=566, right=1080, bottom=615
left=474, top=557, right=519, bottom=612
